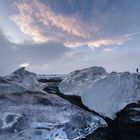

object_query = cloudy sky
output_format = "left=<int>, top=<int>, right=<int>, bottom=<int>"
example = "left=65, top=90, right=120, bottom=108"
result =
left=0, top=0, right=140, bottom=75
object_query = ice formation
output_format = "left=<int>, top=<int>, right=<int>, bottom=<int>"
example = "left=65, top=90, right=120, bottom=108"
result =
left=59, top=66, right=140, bottom=119
left=0, top=68, right=107, bottom=140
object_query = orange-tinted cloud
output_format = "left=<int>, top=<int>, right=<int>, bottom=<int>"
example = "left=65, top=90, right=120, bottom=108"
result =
left=11, top=0, right=135, bottom=48
left=11, top=0, right=90, bottom=44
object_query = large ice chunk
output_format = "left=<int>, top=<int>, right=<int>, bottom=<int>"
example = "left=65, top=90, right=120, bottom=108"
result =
left=82, top=72, right=140, bottom=119
left=59, top=66, right=140, bottom=119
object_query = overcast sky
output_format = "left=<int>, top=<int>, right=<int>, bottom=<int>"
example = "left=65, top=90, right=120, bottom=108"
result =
left=0, top=0, right=140, bottom=75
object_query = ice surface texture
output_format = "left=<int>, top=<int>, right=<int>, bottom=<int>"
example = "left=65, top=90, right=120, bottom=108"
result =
left=0, top=67, right=106, bottom=140
left=59, top=66, right=140, bottom=119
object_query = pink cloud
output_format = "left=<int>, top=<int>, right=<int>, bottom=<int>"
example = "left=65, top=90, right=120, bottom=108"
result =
left=11, top=2, right=48, bottom=43
left=11, top=0, right=90, bottom=44
left=11, top=0, right=133, bottom=48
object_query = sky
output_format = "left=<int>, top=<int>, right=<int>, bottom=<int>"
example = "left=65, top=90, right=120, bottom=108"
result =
left=0, top=0, right=140, bottom=75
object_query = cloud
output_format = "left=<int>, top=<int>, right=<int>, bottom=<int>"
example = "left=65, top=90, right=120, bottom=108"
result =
left=11, top=3, right=48, bottom=43
left=19, top=63, right=29, bottom=68
left=11, top=0, right=89, bottom=42
left=64, top=37, right=131, bottom=49
left=1, top=0, right=140, bottom=75
left=0, top=30, right=140, bottom=75
left=26, top=49, right=140, bottom=74
left=103, top=48, right=112, bottom=52
left=17, top=41, right=70, bottom=65
left=88, top=39, right=118, bottom=48
left=0, top=30, right=71, bottom=75
left=11, top=0, right=137, bottom=49
left=0, top=31, right=20, bottom=75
